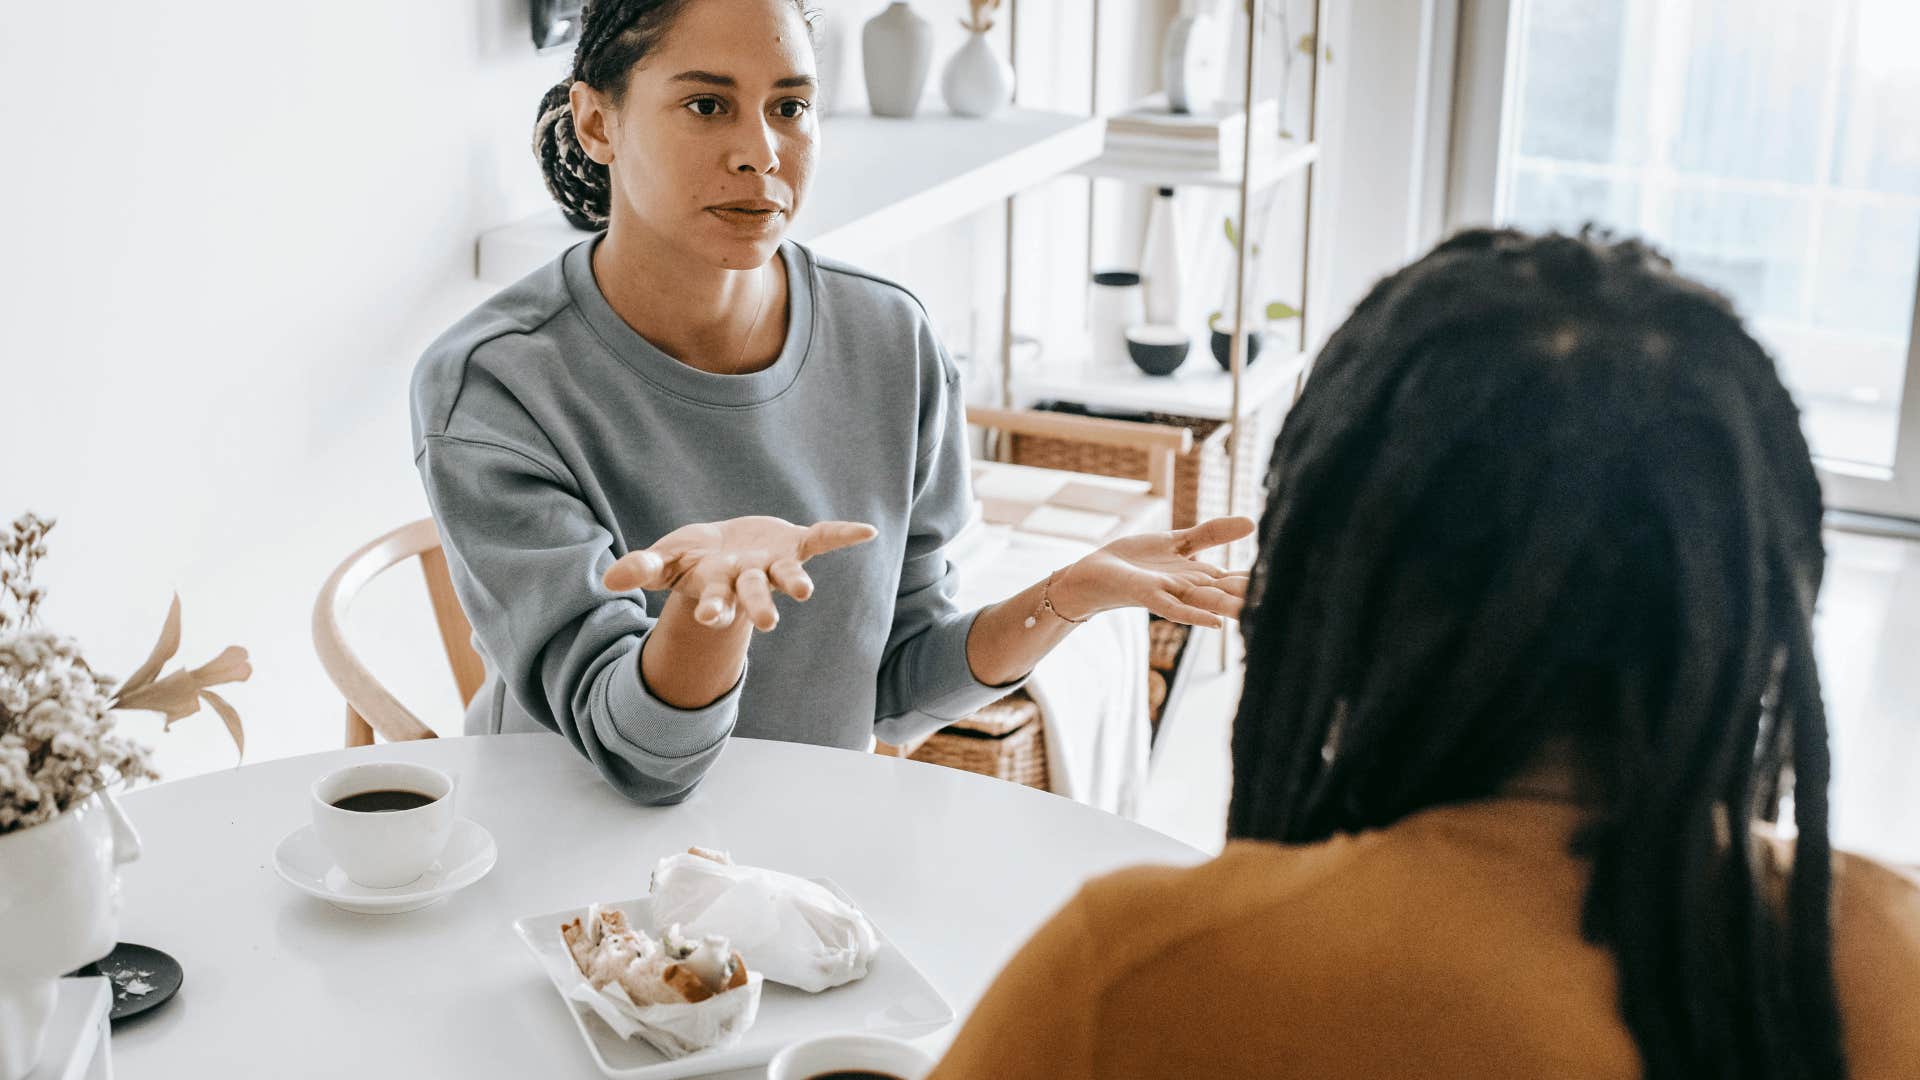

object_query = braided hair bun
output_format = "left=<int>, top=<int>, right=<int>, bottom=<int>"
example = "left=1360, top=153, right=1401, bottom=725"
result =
left=535, top=79, right=613, bottom=231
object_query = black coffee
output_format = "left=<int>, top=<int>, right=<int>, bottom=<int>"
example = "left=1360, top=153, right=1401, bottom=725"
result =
left=805, top=1073, right=902, bottom=1080
left=331, top=788, right=436, bottom=813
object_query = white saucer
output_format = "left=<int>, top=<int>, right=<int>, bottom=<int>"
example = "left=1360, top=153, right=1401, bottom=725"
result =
left=273, top=818, right=497, bottom=914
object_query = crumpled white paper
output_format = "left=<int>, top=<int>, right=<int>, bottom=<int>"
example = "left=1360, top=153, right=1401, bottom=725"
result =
left=561, top=904, right=763, bottom=1059
left=650, top=852, right=879, bottom=993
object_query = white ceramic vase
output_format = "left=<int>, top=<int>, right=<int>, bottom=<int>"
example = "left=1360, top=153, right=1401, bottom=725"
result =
left=812, top=2, right=857, bottom=116
left=862, top=2, right=934, bottom=118
left=940, top=31, right=1014, bottom=118
left=0, top=792, right=142, bottom=1080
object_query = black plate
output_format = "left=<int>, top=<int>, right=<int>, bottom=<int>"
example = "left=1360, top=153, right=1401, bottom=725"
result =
left=66, top=942, right=183, bottom=1023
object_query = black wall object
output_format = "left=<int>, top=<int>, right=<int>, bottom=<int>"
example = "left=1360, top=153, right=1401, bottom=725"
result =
left=531, top=0, right=584, bottom=50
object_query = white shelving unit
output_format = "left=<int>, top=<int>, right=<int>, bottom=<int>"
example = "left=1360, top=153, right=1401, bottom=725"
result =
left=1073, top=137, right=1321, bottom=192
left=474, top=108, right=1103, bottom=285
left=1012, top=348, right=1308, bottom=421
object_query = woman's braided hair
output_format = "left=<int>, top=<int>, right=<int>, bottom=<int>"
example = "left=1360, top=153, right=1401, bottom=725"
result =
left=1230, top=227, right=1845, bottom=1079
left=534, top=0, right=812, bottom=231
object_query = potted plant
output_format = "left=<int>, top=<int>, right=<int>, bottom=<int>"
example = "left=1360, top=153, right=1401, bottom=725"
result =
left=1207, top=215, right=1301, bottom=370
left=0, top=513, right=247, bottom=1079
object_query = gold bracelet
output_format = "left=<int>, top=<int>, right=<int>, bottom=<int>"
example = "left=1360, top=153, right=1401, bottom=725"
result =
left=1024, top=569, right=1090, bottom=629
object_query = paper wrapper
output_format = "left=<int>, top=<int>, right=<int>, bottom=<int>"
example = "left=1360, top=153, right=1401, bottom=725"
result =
left=561, top=906, right=763, bottom=1060
left=650, top=852, right=879, bottom=993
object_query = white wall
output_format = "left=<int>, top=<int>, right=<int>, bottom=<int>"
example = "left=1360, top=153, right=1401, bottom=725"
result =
left=0, top=0, right=1179, bottom=784
left=1323, top=0, right=1458, bottom=327
left=1, top=1, right=565, bottom=780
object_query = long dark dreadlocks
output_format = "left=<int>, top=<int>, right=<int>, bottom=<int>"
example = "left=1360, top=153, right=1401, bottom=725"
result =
left=1229, top=228, right=1843, bottom=1080
left=533, top=0, right=813, bottom=230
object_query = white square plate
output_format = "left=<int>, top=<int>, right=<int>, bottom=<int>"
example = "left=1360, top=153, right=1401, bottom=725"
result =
left=513, top=879, right=954, bottom=1079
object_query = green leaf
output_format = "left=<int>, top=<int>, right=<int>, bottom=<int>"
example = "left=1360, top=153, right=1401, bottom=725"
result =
left=1222, top=216, right=1238, bottom=247
left=1266, top=301, right=1302, bottom=321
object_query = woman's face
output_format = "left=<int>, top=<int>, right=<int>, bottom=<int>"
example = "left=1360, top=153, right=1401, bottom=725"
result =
left=575, top=0, right=818, bottom=271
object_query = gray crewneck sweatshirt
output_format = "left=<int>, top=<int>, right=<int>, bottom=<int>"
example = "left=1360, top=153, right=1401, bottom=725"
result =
left=410, top=235, right=1019, bottom=804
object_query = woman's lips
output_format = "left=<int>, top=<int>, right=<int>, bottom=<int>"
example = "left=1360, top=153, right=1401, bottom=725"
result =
left=707, top=206, right=785, bottom=229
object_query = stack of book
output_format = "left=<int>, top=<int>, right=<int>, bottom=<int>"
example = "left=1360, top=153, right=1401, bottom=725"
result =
left=1101, top=93, right=1284, bottom=175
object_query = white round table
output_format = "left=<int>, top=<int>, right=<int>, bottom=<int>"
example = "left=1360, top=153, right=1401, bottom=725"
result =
left=107, top=734, right=1204, bottom=1077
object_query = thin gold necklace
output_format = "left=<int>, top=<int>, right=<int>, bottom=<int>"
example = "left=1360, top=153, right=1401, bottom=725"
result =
left=733, top=265, right=770, bottom=373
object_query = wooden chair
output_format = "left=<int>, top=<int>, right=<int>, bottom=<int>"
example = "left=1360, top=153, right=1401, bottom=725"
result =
left=965, top=406, right=1193, bottom=499
left=313, top=519, right=484, bottom=747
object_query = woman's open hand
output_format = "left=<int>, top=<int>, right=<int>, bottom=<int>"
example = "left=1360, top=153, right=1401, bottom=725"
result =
left=1053, top=516, right=1257, bottom=629
left=602, top=516, right=878, bottom=631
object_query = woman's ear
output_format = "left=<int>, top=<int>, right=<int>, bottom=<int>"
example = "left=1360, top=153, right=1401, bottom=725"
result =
left=568, top=81, right=617, bottom=165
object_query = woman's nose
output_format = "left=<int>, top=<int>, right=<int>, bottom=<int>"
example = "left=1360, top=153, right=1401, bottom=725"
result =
left=728, top=115, right=780, bottom=175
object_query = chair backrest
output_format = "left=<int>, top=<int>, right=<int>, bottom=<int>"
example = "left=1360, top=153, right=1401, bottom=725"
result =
left=964, top=406, right=1193, bottom=496
left=313, top=519, right=485, bottom=746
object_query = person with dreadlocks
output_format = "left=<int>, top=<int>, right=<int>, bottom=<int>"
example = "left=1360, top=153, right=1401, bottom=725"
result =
left=927, top=229, right=1920, bottom=1080
left=409, top=0, right=1253, bottom=803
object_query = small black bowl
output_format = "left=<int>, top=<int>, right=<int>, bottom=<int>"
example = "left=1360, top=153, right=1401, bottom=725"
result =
left=1126, top=325, right=1191, bottom=377
left=1210, top=327, right=1264, bottom=370
left=67, top=942, right=184, bottom=1024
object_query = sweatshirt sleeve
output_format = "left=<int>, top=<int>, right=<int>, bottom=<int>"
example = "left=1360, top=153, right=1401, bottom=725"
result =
left=415, top=433, right=738, bottom=804
left=871, top=356, right=1027, bottom=747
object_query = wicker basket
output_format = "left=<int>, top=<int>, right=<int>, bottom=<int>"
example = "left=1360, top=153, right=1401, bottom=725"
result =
left=1008, top=410, right=1268, bottom=531
left=910, top=692, right=1048, bottom=789
left=1149, top=618, right=1189, bottom=671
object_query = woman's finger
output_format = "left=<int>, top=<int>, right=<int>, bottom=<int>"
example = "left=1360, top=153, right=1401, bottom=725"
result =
left=1173, top=516, right=1257, bottom=556
left=734, top=567, right=779, bottom=632
left=1178, top=582, right=1245, bottom=619
left=1146, top=591, right=1224, bottom=629
left=799, top=520, right=880, bottom=560
left=604, top=549, right=678, bottom=591
left=1201, top=572, right=1251, bottom=599
left=767, top=557, right=814, bottom=601
left=694, top=576, right=738, bottom=629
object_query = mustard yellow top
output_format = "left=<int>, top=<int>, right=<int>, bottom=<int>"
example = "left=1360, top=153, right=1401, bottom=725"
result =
left=929, top=798, right=1920, bottom=1079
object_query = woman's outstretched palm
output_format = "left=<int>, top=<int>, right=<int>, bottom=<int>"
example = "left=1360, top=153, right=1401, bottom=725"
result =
left=603, top=516, right=878, bottom=631
left=1067, top=516, right=1256, bottom=628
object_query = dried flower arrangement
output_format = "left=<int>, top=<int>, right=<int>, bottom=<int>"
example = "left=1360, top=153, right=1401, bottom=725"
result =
left=0, top=513, right=250, bottom=834
left=959, top=0, right=1001, bottom=34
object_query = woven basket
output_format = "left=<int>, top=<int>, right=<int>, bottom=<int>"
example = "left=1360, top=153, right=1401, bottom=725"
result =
left=1149, top=618, right=1189, bottom=671
left=1009, top=410, right=1268, bottom=531
left=910, top=693, right=1048, bottom=789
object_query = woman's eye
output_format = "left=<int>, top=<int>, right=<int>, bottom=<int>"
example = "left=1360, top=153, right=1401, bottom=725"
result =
left=685, top=97, right=725, bottom=117
left=774, top=98, right=813, bottom=120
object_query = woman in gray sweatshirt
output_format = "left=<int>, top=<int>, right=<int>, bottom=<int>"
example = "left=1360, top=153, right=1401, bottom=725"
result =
left=410, top=0, right=1252, bottom=803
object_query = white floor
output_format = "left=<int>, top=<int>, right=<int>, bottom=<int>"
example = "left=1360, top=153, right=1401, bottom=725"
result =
left=1137, top=529, right=1920, bottom=864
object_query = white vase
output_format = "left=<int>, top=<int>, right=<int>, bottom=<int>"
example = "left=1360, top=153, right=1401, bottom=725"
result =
left=940, top=31, right=1014, bottom=118
left=862, top=2, right=934, bottom=118
left=1139, top=187, right=1186, bottom=325
left=0, top=792, right=142, bottom=1080
left=812, top=2, right=856, bottom=116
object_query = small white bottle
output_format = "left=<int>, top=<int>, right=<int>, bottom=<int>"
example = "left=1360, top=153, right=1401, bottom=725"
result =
left=1140, top=187, right=1185, bottom=326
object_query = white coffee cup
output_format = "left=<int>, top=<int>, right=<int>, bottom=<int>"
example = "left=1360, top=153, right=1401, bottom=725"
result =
left=767, top=1033, right=936, bottom=1080
left=310, top=762, right=456, bottom=888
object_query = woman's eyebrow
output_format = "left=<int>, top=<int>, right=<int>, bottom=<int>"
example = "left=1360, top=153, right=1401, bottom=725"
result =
left=669, top=70, right=817, bottom=89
